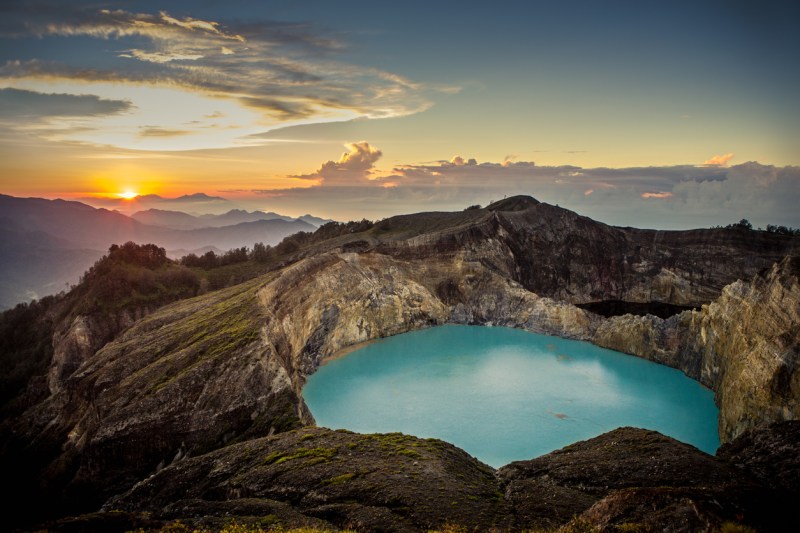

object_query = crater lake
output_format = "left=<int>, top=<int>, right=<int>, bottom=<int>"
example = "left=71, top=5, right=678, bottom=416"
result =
left=303, top=325, right=719, bottom=467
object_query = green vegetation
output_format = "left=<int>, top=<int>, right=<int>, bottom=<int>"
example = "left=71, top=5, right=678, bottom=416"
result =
left=715, top=218, right=800, bottom=235
left=140, top=277, right=267, bottom=396
left=262, top=446, right=338, bottom=466
left=0, top=242, right=200, bottom=414
left=0, top=295, right=57, bottom=412
left=74, top=242, right=200, bottom=314
left=322, top=472, right=356, bottom=485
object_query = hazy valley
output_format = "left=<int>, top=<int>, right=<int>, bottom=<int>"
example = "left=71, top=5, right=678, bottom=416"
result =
left=0, top=194, right=331, bottom=310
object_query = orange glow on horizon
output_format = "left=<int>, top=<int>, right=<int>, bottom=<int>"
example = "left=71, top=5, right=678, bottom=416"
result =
left=118, top=191, right=139, bottom=199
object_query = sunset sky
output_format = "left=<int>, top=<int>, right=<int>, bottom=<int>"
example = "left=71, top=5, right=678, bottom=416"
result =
left=1, top=0, right=798, bottom=228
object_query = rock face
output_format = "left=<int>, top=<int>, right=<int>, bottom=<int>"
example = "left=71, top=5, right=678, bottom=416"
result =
left=593, top=257, right=800, bottom=441
left=99, top=424, right=799, bottom=532
left=2, top=196, right=799, bottom=527
left=48, top=307, right=154, bottom=395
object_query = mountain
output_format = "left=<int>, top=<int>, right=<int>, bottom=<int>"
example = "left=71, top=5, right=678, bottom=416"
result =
left=0, top=194, right=151, bottom=249
left=0, top=195, right=316, bottom=308
left=298, top=213, right=335, bottom=226
left=129, top=208, right=201, bottom=230
left=133, top=208, right=329, bottom=230
left=170, top=218, right=315, bottom=250
left=1, top=196, right=798, bottom=530
left=0, top=225, right=102, bottom=309
left=172, top=193, right=227, bottom=202
left=197, top=208, right=295, bottom=226
left=77, top=191, right=234, bottom=215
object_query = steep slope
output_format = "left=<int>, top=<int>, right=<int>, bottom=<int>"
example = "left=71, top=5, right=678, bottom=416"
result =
left=2, top=196, right=799, bottom=528
left=1, top=277, right=305, bottom=520
left=593, top=257, right=800, bottom=441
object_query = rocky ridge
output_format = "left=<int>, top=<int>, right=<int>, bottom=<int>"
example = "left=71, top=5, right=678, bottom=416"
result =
left=2, top=196, right=799, bottom=529
left=96, top=423, right=798, bottom=532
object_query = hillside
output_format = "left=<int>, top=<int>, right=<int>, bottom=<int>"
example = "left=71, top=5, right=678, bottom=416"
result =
left=1, top=196, right=798, bottom=530
left=0, top=195, right=317, bottom=309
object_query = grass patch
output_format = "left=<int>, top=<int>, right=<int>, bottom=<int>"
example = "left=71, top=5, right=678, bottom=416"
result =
left=322, top=473, right=356, bottom=485
left=264, top=447, right=337, bottom=466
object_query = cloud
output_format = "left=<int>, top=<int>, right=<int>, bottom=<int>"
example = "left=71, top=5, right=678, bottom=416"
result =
left=248, top=148, right=799, bottom=229
left=703, top=153, right=735, bottom=166
left=119, top=49, right=204, bottom=64
left=0, top=5, right=447, bottom=150
left=450, top=156, right=477, bottom=166
left=292, top=141, right=383, bottom=185
left=239, top=97, right=317, bottom=120
left=27, top=8, right=245, bottom=43
left=0, top=87, right=131, bottom=118
left=139, top=126, right=192, bottom=138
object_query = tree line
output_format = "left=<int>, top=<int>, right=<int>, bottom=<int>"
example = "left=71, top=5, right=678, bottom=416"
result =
left=716, top=219, right=800, bottom=235
left=179, top=219, right=374, bottom=269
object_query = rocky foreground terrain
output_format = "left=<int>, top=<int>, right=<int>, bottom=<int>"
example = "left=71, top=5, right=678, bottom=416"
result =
left=2, top=196, right=799, bottom=531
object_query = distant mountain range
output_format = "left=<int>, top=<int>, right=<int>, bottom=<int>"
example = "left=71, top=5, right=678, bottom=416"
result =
left=0, top=194, right=328, bottom=309
left=76, top=192, right=234, bottom=215
left=131, top=208, right=333, bottom=230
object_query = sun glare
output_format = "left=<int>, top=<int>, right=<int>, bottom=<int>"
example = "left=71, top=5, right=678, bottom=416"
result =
left=118, top=191, right=138, bottom=199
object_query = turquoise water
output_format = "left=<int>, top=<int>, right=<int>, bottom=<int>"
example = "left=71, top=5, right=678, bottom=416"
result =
left=303, top=325, right=719, bottom=467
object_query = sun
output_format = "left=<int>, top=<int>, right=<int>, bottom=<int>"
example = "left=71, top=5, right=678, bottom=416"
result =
left=118, top=190, right=139, bottom=200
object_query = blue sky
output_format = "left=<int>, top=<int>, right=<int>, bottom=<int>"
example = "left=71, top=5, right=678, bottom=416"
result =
left=0, top=0, right=798, bottom=227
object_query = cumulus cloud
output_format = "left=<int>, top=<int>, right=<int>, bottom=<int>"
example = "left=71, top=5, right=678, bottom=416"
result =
left=249, top=149, right=799, bottom=229
left=292, top=141, right=383, bottom=185
left=703, top=153, right=735, bottom=166
left=450, top=156, right=477, bottom=166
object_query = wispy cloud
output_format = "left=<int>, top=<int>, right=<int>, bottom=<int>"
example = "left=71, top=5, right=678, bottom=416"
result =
left=641, top=191, right=673, bottom=199
left=0, top=87, right=131, bottom=118
left=138, top=126, right=192, bottom=138
left=0, top=6, right=449, bottom=150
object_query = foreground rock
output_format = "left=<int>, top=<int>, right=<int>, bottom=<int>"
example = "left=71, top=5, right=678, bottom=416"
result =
left=83, top=423, right=799, bottom=532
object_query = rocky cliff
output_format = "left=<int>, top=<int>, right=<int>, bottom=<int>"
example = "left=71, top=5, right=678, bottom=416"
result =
left=86, top=423, right=800, bottom=532
left=2, top=197, right=799, bottom=529
left=593, top=257, right=800, bottom=441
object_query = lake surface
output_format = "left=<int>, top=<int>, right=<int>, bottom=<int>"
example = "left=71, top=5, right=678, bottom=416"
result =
left=303, top=325, right=719, bottom=467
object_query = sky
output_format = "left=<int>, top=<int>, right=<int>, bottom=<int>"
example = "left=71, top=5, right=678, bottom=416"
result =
left=0, top=0, right=798, bottom=228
